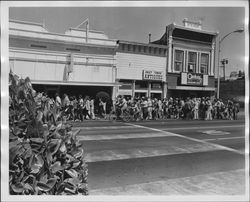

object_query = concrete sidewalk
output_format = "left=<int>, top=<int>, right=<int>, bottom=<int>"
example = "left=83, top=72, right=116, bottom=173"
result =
left=90, top=169, right=246, bottom=195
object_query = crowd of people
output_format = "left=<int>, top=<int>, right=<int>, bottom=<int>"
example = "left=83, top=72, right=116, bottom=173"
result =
left=112, top=95, right=241, bottom=121
left=38, top=92, right=241, bottom=122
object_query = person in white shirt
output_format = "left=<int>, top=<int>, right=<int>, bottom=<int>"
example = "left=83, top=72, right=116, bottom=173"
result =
left=90, top=97, right=95, bottom=119
left=147, top=98, right=153, bottom=120
left=193, top=98, right=200, bottom=120
left=55, top=93, right=61, bottom=113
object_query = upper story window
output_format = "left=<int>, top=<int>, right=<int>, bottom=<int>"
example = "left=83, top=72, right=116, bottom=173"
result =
left=174, top=49, right=184, bottom=72
left=138, top=46, right=141, bottom=52
left=127, top=44, right=131, bottom=51
left=149, top=47, right=152, bottom=53
left=200, top=53, right=209, bottom=74
left=133, top=45, right=136, bottom=52
left=154, top=48, right=157, bottom=54
left=121, top=44, right=125, bottom=51
left=187, top=51, right=197, bottom=73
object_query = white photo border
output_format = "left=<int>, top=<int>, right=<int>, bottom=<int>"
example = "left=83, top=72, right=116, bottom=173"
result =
left=1, top=1, right=249, bottom=201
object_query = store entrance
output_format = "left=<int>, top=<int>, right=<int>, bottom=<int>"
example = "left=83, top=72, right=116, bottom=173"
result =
left=151, top=93, right=162, bottom=99
left=135, top=92, right=146, bottom=98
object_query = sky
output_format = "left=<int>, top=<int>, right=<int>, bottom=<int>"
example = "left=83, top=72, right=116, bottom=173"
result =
left=9, top=4, right=247, bottom=77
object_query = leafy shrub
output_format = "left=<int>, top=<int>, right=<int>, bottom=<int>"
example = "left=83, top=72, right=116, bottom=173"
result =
left=9, top=71, right=88, bottom=195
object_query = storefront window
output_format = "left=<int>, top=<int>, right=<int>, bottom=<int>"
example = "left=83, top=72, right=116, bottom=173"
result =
left=174, top=50, right=184, bottom=72
left=200, top=53, right=209, bottom=74
left=188, top=51, right=197, bottom=73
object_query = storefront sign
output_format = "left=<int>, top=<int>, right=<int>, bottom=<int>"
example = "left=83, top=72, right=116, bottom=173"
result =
left=181, top=72, right=206, bottom=86
left=142, top=70, right=163, bottom=81
left=187, top=73, right=202, bottom=85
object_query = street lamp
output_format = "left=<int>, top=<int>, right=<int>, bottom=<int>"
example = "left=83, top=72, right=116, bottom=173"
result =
left=216, top=28, right=244, bottom=99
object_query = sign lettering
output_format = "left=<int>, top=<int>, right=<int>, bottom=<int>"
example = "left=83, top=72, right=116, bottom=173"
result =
left=143, top=70, right=163, bottom=81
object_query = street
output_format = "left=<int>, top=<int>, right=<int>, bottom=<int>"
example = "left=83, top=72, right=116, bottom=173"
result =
left=73, top=113, right=246, bottom=195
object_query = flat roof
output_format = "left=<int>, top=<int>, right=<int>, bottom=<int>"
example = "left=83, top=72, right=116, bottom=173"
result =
left=117, top=40, right=168, bottom=49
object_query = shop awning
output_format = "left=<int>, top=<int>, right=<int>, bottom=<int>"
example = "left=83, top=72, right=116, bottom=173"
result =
left=31, top=80, right=121, bottom=87
left=169, top=86, right=215, bottom=91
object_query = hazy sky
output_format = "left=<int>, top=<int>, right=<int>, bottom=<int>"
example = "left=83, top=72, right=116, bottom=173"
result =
left=9, top=5, right=246, bottom=77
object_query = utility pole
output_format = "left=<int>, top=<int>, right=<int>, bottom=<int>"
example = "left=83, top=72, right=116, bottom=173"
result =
left=76, top=18, right=89, bottom=43
left=216, top=28, right=244, bottom=99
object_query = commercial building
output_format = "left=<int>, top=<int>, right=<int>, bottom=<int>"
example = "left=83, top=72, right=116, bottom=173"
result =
left=9, top=20, right=118, bottom=100
left=116, top=40, right=167, bottom=99
left=9, top=18, right=218, bottom=101
left=153, top=19, right=218, bottom=98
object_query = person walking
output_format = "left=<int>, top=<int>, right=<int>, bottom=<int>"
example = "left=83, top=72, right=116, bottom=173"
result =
left=205, top=98, right=213, bottom=120
left=90, top=97, right=95, bottom=120
left=141, top=97, right=148, bottom=120
left=55, top=93, right=61, bottom=114
left=193, top=98, right=199, bottom=120
left=147, top=97, right=153, bottom=120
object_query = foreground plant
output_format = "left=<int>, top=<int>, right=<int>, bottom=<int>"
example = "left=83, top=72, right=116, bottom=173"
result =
left=9, top=71, right=88, bottom=195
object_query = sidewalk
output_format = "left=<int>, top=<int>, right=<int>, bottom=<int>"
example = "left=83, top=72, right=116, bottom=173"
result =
left=90, top=169, right=245, bottom=195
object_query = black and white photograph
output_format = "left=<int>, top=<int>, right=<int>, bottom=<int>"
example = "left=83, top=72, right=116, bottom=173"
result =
left=1, top=1, right=249, bottom=201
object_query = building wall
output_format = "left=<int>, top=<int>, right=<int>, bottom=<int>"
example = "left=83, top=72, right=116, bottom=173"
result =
left=167, top=73, right=215, bottom=88
left=9, top=20, right=117, bottom=85
left=9, top=48, right=116, bottom=84
left=116, top=52, right=167, bottom=81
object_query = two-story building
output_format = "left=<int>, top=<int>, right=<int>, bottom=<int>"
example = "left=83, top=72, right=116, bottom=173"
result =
left=116, top=40, right=167, bottom=99
left=9, top=20, right=119, bottom=100
left=153, top=19, right=218, bottom=98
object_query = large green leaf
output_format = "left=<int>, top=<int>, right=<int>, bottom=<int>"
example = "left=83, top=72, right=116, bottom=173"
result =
left=65, top=169, right=78, bottom=179
left=51, top=161, right=64, bottom=173
left=11, top=182, right=24, bottom=193
left=30, top=154, right=44, bottom=174
left=36, top=181, right=52, bottom=192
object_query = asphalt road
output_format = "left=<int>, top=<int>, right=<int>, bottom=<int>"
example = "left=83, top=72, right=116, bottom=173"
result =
left=73, top=113, right=246, bottom=195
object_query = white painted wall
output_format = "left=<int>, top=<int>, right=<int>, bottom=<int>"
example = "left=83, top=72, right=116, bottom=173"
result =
left=10, top=50, right=115, bottom=83
left=116, top=52, right=167, bottom=81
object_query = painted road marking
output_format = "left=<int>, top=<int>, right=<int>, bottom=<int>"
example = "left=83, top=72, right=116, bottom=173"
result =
left=84, top=143, right=223, bottom=162
left=163, top=125, right=244, bottom=131
left=77, top=132, right=175, bottom=141
left=75, top=124, right=244, bottom=131
left=203, top=136, right=245, bottom=141
left=199, top=130, right=230, bottom=135
left=74, top=125, right=137, bottom=130
left=125, top=123, right=244, bottom=155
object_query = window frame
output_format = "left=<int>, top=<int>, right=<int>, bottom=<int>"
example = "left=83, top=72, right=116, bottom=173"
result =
left=187, top=51, right=198, bottom=73
left=173, top=48, right=185, bottom=73
left=172, top=48, right=211, bottom=75
left=200, top=52, right=210, bottom=75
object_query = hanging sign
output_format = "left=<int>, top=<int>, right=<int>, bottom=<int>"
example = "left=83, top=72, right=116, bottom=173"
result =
left=142, top=70, right=163, bottom=81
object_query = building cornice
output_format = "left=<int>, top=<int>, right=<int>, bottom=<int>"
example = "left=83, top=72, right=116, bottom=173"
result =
left=117, top=40, right=168, bottom=49
left=10, top=34, right=118, bottom=49
left=9, top=28, right=118, bottom=46
left=168, top=23, right=218, bottom=36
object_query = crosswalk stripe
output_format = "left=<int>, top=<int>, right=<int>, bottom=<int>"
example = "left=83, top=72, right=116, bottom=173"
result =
left=77, top=132, right=175, bottom=141
left=203, top=136, right=245, bottom=141
left=163, top=125, right=244, bottom=131
left=74, top=125, right=137, bottom=130
left=85, top=143, right=222, bottom=162
left=125, top=123, right=244, bottom=155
